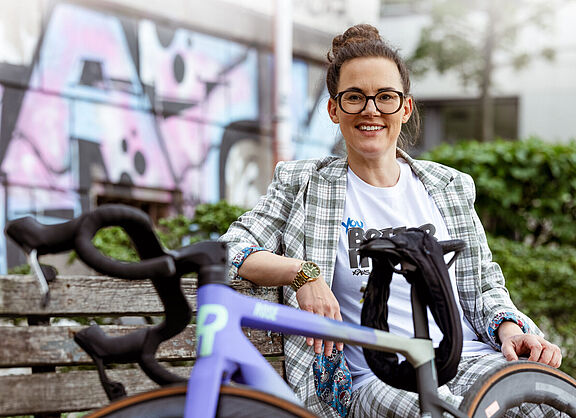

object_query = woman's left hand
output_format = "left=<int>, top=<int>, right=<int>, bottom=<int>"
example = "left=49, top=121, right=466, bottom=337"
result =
left=499, top=322, right=562, bottom=368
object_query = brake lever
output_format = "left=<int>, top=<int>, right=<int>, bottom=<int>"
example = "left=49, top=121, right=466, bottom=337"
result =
left=28, top=249, right=52, bottom=308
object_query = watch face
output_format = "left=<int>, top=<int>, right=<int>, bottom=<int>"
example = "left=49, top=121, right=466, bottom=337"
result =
left=302, top=262, right=320, bottom=279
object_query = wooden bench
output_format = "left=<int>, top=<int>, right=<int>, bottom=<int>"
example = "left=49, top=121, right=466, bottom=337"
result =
left=0, top=274, right=284, bottom=417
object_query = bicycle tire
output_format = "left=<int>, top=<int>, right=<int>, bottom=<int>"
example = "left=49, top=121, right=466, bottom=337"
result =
left=460, top=361, right=576, bottom=417
left=86, top=383, right=318, bottom=418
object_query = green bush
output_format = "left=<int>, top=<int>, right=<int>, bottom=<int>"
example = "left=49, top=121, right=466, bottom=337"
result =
left=421, top=138, right=576, bottom=246
left=89, top=200, right=248, bottom=262
left=157, top=200, right=247, bottom=247
left=91, top=225, right=140, bottom=261
left=489, top=235, right=576, bottom=376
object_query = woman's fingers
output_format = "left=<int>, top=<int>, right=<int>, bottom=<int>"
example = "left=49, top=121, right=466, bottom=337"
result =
left=537, top=339, right=562, bottom=368
left=501, top=334, right=562, bottom=368
left=296, top=279, right=344, bottom=355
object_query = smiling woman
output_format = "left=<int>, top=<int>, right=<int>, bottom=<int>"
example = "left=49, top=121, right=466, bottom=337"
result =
left=220, top=23, right=564, bottom=418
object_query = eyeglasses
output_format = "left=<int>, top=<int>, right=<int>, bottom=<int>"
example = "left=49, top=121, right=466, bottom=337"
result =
left=334, top=89, right=405, bottom=115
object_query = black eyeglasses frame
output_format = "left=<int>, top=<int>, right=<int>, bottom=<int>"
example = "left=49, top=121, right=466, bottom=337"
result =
left=334, top=89, right=406, bottom=115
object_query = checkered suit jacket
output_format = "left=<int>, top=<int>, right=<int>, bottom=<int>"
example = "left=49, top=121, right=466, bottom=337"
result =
left=221, top=149, right=541, bottom=416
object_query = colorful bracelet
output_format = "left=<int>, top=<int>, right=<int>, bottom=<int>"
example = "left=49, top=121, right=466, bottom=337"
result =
left=488, top=311, right=528, bottom=344
left=230, top=246, right=268, bottom=279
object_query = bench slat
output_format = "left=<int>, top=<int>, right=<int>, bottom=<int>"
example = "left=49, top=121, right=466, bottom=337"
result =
left=0, top=325, right=283, bottom=367
left=0, top=275, right=281, bottom=316
left=0, top=360, right=285, bottom=416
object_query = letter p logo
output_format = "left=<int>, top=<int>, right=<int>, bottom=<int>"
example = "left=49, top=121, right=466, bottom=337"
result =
left=196, top=304, right=228, bottom=357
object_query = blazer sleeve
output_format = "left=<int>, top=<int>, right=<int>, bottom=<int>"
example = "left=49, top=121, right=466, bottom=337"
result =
left=462, top=173, right=543, bottom=348
left=219, top=161, right=296, bottom=278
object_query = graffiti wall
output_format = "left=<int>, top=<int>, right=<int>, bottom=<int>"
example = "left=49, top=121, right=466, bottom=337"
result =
left=0, top=2, right=338, bottom=271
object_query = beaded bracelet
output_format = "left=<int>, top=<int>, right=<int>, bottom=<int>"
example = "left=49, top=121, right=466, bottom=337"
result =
left=488, top=311, right=528, bottom=344
left=230, top=246, right=268, bottom=279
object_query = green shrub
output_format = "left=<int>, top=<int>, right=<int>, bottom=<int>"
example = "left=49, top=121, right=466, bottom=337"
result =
left=489, top=235, right=576, bottom=376
left=91, top=225, right=140, bottom=261
left=421, top=138, right=576, bottom=246
left=8, top=263, right=31, bottom=275
left=87, top=200, right=248, bottom=262
left=157, top=200, right=247, bottom=247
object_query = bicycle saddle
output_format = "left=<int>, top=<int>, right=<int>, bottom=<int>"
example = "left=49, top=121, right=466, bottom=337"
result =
left=359, top=228, right=465, bottom=392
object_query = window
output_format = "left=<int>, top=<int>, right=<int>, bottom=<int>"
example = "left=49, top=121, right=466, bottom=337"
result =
left=416, top=96, right=519, bottom=152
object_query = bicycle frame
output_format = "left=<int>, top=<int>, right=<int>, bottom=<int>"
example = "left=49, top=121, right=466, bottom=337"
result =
left=185, top=283, right=465, bottom=418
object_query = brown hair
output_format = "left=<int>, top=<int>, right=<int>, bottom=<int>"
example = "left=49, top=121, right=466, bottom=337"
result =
left=326, top=24, right=420, bottom=148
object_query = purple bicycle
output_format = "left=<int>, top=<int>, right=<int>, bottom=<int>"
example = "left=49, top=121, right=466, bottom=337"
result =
left=6, top=204, right=576, bottom=417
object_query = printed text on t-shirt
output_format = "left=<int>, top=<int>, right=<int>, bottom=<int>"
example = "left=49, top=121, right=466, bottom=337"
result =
left=345, top=222, right=436, bottom=268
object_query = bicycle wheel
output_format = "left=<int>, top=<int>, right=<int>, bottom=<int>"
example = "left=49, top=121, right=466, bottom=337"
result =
left=86, top=383, right=317, bottom=418
left=460, top=361, right=576, bottom=417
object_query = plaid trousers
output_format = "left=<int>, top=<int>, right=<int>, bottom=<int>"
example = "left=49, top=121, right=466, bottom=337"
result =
left=349, top=352, right=567, bottom=417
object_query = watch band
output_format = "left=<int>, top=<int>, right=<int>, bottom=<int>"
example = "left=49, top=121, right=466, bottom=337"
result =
left=290, top=261, right=320, bottom=292
left=290, top=272, right=310, bottom=291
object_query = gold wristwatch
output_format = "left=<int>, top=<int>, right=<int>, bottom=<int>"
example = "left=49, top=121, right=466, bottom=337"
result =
left=290, top=261, right=321, bottom=291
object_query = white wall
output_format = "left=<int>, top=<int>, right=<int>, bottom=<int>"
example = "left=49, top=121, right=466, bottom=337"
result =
left=223, top=0, right=380, bottom=34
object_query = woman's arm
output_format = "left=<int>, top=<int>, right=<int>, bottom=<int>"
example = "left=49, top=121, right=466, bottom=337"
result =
left=238, top=251, right=302, bottom=286
left=220, top=160, right=343, bottom=355
left=220, top=161, right=295, bottom=277
left=239, top=250, right=343, bottom=355
left=457, top=173, right=540, bottom=342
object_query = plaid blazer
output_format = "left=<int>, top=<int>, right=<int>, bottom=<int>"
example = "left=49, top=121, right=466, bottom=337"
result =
left=221, top=149, right=541, bottom=416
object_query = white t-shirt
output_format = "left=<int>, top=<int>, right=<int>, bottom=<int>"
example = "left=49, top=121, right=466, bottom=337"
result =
left=332, top=159, right=494, bottom=391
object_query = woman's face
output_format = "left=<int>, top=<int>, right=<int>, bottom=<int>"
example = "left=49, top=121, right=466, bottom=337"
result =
left=328, top=57, right=413, bottom=163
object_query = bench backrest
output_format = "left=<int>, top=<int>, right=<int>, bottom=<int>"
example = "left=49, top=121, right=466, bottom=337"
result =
left=0, top=275, right=284, bottom=417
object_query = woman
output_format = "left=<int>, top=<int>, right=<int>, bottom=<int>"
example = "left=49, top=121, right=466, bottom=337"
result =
left=220, top=24, right=562, bottom=417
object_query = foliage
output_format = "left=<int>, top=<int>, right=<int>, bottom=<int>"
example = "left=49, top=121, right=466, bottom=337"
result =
left=156, top=215, right=196, bottom=250
left=409, top=0, right=556, bottom=83
left=421, top=138, right=576, bottom=246
left=412, top=2, right=554, bottom=73
left=91, top=226, right=140, bottom=261
left=192, top=200, right=248, bottom=237
left=157, top=200, right=247, bottom=247
left=423, top=137, right=576, bottom=376
left=84, top=201, right=248, bottom=263
left=8, top=263, right=31, bottom=275
left=489, top=235, right=576, bottom=376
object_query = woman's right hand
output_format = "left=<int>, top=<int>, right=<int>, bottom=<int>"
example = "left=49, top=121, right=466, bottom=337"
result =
left=237, top=251, right=344, bottom=355
left=296, top=278, right=344, bottom=356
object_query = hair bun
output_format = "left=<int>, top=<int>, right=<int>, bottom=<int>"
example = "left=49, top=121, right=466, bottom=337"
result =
left=328, top=24, right=382, bottom=63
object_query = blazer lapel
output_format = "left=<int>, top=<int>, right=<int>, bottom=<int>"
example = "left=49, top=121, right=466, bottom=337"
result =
left=304, top=159, right=347, bottom=287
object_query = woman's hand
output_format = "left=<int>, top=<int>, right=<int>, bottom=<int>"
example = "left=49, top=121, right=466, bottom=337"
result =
left=498, top=321, right=562, bottom=368
left=238, top=252, right=344, bottom=356
left=296, top=278, right=344, bottom=356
